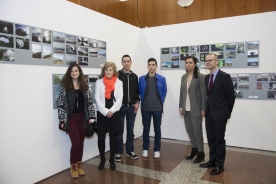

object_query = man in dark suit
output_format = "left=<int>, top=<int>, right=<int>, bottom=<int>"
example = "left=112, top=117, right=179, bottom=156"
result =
left=199, top=53, right=235, bottom=175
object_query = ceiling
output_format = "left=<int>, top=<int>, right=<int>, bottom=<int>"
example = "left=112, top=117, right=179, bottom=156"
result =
left=68, top=0, right=276, bottom=28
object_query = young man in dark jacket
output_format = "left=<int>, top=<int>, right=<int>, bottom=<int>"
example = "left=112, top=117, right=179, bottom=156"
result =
left=115, top=55, right=140, bottom=161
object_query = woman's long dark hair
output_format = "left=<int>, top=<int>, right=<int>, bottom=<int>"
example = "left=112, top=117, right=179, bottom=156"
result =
left=61, top=63, right=88, bottom=92
left=185, top=56, right=200, bottom=78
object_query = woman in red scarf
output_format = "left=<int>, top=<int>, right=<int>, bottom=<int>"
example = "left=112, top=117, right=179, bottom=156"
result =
left=95, top=62, right=123, bottom=170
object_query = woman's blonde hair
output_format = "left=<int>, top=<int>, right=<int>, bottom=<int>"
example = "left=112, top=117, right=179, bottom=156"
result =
left=100, top=62, right=119, bottom=78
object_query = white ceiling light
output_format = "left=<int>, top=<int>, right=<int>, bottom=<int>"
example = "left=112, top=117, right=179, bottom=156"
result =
left=177, top=0, right=194, bottom=7
left=120, top=0, right=128, bottom=2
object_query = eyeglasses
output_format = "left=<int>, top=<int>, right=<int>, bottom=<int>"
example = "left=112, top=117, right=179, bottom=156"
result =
left=205, top=59, right=213, bottom=63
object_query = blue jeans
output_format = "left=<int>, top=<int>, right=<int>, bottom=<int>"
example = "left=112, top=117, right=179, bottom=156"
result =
left=116, top=106, right=136, bottom=154
left=141, top=110, right=162, bottom=152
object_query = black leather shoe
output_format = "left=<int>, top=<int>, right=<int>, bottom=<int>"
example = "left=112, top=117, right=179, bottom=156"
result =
left=210, top=167, right=224, bottom=175
left=98, top=159, right=106, bottom=170
left=199, top=162, right=214, bottom=168
left=110, top=163, right=116, bottom=170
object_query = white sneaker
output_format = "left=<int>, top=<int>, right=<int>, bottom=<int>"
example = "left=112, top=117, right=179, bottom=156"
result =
left=142, top=150, right=148, bottom=158
left=154, top=151, right=161, bottom=158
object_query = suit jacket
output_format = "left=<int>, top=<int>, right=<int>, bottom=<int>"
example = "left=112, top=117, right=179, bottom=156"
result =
left=179, top=73, right=206, bottom=117
left=205, top=70, right=235, bottom=121
left=94, top=78, right=123, bottom=116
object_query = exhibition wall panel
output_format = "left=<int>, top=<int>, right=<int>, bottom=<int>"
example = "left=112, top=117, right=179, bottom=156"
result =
left=141, top=12, right=276, bottom=151
left=0, top=0, right=142, bottom=184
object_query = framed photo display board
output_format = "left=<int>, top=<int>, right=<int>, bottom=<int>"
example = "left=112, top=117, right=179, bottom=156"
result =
left=160, top=41, right=259, bottom=70
left=0, top=20, right=106, bottom=68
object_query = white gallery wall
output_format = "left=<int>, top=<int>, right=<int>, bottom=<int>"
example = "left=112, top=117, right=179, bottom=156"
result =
left=141, top=12, right=276, bottom=152
left=0, top=0, right=275, bottom=183
left=0, top=0, right=143, bottom=183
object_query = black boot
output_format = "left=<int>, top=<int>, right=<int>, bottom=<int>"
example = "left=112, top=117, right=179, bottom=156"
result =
left=193, top=152, right=205, bottom=163
left=109, top=159, right=116, bottom=170
left=185, top=148, right=198, bottom=160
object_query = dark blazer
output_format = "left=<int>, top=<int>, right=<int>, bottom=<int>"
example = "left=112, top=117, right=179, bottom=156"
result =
left=205, top=70, right=235, bottom=121
left=179, top=73, right=206, bottom=117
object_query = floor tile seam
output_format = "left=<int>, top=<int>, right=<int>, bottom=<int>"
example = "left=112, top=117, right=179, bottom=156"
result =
left=86, top=158, right=170, bottom=180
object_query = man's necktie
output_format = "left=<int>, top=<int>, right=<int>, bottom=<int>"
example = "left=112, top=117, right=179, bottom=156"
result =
left=208, top=74, right=214, bottom=94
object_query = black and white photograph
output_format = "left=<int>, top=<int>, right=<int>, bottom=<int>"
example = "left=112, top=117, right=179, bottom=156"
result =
left=238, top=74, right=249, bottom=82
left=66, top=45, right=76, bottom=55
left=225, top=43, right=236, bottom=50
left=66, top=34, right=76, bottom=45
left=234, top=89, right=243, bottom=98
left=269, top=82, right=276, bottom=90
left=171, top=47, right=179, bottom=54
left=180, top=46, right=188, bottom=53
left=225, top=59, right=232, bottom=67
left=15, top=37, right=29, bottom=50
left=66, top=55, right=77, bottom=65
left=180, top=53, right=189, bottom=60
left=237, top=42, right=245, bottom=53
left=43, top=45, right=52, bottom=60
left=98, top=41, right=106, bottom=49
left=78, top=57, right=88, bottom=65
left=211, top=52, right=224, bottom=59
left=162, top=48, right=170, bottom=54
left=89, top=39, right=97, bottom=48
left=262, top=82, right=269, bottom=90
left=53, top=54, right=64, bottom=65
left=247, top=50, right=258, bottom=58
left=269, top=73, right=276, bottom=81
left=218, top=59, right=225, bottom=67
left=98, top=49, right=106, bottom=58
left=226, top=51, right=236, bottom=58
left=32, top=27, right=42, bottom=42
left=53, top=32, right=65, bottom=43
left=89, top=48, right=98, bottom=57
left=200, top=45, right=209, bottom=52
left=53, top=42, right=65, bottom=54
left=268, top=91, right=276, bottom=99
left=190, top=52, right=199, bottom=59
left=171, top=61, right=179, bottom=68
left=211, top=44, right=224, bottom=51
left=171, top=53, right=179, bottom=61
left=231, top=74, right=238, bottom=82
left=247, top=58, right=258, bottom=66
left=32, top=44, right=41, bottom=59
left=0, top=49, right=14, bottom=61
left=161, top=62, right=170, bottom=68
left=78, top=47, right=88, bottom=56
left=0, top=34, right=14, bottom=48
left=248, top=41, right=258, bottom=50
left=238, top=82, right=249, bottom=90
left=200, top=53, right=208, bottom=61
left=78, top=37, right=88, bottom=46
left=190, top=46, right=199, bottom=52
left=15, top=24, right=29, bottom=37
left=257, top=74, right=269, bottom=81
left=0, top=21, right=13, bottom=35
left=42, top=30, right=51, bottom=44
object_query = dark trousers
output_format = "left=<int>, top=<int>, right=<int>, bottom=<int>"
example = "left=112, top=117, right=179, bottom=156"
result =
left=98, top=133, right=117, bottom=164
left=116, top=106, right=137, bottom=154
left=141, top=110, right=162, bottom=152
left=68, top=113, right=86, bottom=164
left=205, top=116, right=227, bottom=168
